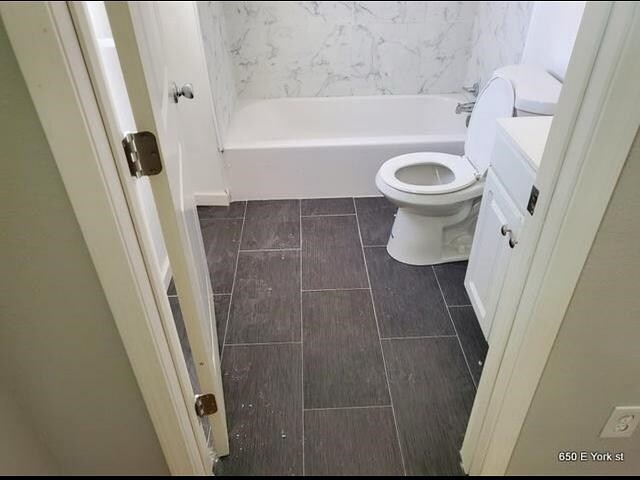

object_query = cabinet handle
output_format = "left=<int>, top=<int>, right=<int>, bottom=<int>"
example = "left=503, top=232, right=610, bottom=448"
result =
left=502, top=224, right=518, bottom=248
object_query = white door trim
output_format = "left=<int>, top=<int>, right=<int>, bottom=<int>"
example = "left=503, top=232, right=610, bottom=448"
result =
left=463, top=1, right=640, bottom=474
left=0, top=3, right=209, bottom=475
left=67, top=1, right=218, bottom=468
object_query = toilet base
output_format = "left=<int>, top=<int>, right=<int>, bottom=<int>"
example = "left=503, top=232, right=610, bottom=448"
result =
left=386, top=207, right=477, bottom=266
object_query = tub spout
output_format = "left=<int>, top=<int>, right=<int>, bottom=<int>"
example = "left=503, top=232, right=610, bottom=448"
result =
left=456, top=101, right=475, bottom=114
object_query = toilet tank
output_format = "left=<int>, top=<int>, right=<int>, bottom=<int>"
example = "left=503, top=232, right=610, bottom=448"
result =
left=493, top=64, right=563, bottom=117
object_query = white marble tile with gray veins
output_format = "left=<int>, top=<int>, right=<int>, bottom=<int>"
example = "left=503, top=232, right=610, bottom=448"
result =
left=221, top=1, right=481, bottom=98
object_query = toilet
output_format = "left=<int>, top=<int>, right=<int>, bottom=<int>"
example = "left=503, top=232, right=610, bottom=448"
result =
left=376, top=64, right=562, bottom=265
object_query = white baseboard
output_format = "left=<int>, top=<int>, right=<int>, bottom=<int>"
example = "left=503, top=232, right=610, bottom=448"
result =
left=193, top=190, right=230, bottom=206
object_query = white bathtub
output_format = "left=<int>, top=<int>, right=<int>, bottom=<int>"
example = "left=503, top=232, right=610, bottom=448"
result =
left=224, top=95, right=468, bottom=200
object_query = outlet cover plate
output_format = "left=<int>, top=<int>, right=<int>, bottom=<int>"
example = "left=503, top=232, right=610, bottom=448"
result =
left=600, top=406, right=640, bottom=438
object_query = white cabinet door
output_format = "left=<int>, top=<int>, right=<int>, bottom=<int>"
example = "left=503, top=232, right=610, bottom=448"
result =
left=465, top=171, right=523, bottom=340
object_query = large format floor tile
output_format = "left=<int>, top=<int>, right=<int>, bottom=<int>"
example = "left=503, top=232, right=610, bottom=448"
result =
left=194, top=197, right=487, bottom=476
left=200, top=218, right=243, bottom=294
left=304, top=407, right=404, bottom=476
left=213, top=295, right=231, bottom=352
left=169, top=296, right=200, bottom=392
left=433, top=261, right=471, bottom=306
left=167, top=279, right=176, bottom=296
left=226, top=251, right=301, bottom=344
left=301, top=197, right=355, bottom=216
left=302, top=290, right=389, bottom=409
left=449, top=306, right=487, bottom=385
left=365, top=247, right=453, bottom=338
left=301, top=215, right=368, bottom=290
left=219, top=344, right=302, bottom=476
left=197, top=201, right=246, bottom=220
left=354, top=197, right=396, bottom=246
left=383, top=337, right=475, bottom=476
left=241, top=200, right=300, bottom=250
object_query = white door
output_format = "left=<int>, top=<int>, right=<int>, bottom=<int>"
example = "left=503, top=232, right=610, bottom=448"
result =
left=101, top=1, right=229, bottom=458
left=465, top=171, right=523, bottom=339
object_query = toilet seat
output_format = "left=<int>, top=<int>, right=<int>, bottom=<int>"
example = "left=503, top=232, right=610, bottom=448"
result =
left=378, top=152, right=479, bottom=195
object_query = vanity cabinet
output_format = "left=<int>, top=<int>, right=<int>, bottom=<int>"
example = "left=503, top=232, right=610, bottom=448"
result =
left=465, top=170, right=523, bottom=339
left=465, top=117, right=550, bottom=341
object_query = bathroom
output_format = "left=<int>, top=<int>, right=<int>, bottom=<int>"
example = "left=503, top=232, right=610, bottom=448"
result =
left=79, top=0, right=587, bottom=475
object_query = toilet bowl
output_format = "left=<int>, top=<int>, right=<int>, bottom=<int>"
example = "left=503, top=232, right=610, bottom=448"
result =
left=376, top=64, right=561, bottom=265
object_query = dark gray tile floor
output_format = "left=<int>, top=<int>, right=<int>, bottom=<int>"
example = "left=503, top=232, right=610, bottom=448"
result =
left=201, top=217, right=243, bottom=294
left=302, top=289, right=389, bottom=409
left=170, top=197, right=488, bottom=476
left=226, top=250, right=301, bottom=344
left=301, top=215, right=368, bottom=290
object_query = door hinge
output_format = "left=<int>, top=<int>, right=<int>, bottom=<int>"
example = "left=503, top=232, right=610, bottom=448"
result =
left=194, top=393, right=218, bottom=417
left=527, top=185, right=539, bottom=215
left=122, top=131, right=163, bottom=178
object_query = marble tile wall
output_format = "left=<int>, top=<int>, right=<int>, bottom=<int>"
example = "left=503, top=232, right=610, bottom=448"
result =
left=221, top=1, right=479, bottom=98
left=197, top=1, right=238, bottom=141
left=199, top=1, right=535, bottom=110
left=464, top=1, right=534, bottom=89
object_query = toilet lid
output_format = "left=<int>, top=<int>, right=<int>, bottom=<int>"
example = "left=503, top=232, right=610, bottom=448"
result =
left=378, top=152, right=478, bottom=195
left=464, top=76, right=515, bottom=174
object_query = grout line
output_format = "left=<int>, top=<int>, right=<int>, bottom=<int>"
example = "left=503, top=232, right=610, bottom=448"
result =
left=432, top=266, right=478, bottom=390
left=220, top=201, right=247, bottom=363
left=169, top=291, right=238, bottom=299
left=304, top=404, right=392, bottom=412
left=300, top=213, right=356, bottom=218
left=362, top=244, right=389, bottom=248
left=224, top=341, right=302, bottom=348
left=448, top=304, right=473, bottom=308
left=353, top=197, right=407, bottom=477
left=299, top=199, right=305, bottom=477
left=301, top=287, right=370, bottom=293
left=381, top=334, right=458, bottom=341
left=238, top=248, right=301, bottom=253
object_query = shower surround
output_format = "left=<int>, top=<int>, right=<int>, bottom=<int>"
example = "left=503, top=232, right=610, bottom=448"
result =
left=465, top=1, right=534, bottom=88
left=197, top=1, right=534, bottom=145
left=222, top=1, right=478, bottom=98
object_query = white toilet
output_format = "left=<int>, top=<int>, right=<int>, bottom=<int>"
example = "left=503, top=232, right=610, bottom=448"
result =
left=376, top=64, right=561, bottom=265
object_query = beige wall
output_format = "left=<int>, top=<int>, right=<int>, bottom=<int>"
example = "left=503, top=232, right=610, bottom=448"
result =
left=507, top=129, right=640, bottom=474
left=0, top=17, right=168, bottom=475
left=0, top=392, right=60, bottom=475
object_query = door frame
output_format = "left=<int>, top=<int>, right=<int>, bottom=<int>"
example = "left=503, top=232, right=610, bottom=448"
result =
left=66, top=0, right=223, bottom=469
left=0, top=2, right=213, bottom=475
left=4, top=0, right=639, bottom=476
left=462, top=1, right=640, bottom=474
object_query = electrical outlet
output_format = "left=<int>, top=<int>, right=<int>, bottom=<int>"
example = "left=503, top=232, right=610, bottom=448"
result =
left=600, top=406, right=640, bottom=438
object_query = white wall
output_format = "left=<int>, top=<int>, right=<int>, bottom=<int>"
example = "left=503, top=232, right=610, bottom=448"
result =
left=464, top=1, right=534, bottom=88
left=522, top=1, right=586, bottom=81
left=197, top=1, right=237, bottom=145
left=507, top=129, right=640, bottom=474
left=465, top=1, right=585, bottom=88
left=165, top=2, right=229, bottom=202
left=0, top=16, right=168, bottom=475
left=220, top=1, right=478, bottom=97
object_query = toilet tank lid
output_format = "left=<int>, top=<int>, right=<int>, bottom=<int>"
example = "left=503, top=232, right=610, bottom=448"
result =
left=493, top=64, right=562, bottom=115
